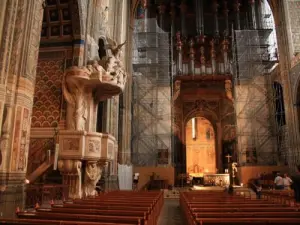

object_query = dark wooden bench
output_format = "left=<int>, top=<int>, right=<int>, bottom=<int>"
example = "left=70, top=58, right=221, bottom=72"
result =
left=12, top=191, right=164, bottom=225
left=17, top=211, right=143, bottom=225
left=180, top=190, right=300, bottom=225
left=0, top=218, right=132, bottom=225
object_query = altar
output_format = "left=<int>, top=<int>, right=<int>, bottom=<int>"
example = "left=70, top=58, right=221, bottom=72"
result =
left=203, top=173, right=230, bottom=186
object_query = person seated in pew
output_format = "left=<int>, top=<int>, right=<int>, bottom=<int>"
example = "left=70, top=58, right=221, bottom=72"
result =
left=283, top=173, right=293, bottom=190
left=274, top=173, right=284, bottom=190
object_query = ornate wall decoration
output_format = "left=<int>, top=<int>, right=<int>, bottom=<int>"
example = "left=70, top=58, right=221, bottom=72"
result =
left=32, top=59, right=64, bottom=128
left=25, top=1, right=44, bottom=80
left=18, top=108, right=30, bottom=171
left=183, top=99, right=220, bottom=118
left=63, top=138, right=80, bottom=151
left=88, top=140, right=101, bottom=153
left=108, top=142, right=114, bottom=158
left=11, top=106, right=22, bottom=171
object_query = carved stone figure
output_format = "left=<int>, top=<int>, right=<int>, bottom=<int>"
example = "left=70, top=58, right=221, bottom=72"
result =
left=62, top=76, right=88, bottom=130
left=58, top=159, right=82, bottom=199
left=82, top=161, right=105, bottom=197
left=225, top=79, right=233, bottom=101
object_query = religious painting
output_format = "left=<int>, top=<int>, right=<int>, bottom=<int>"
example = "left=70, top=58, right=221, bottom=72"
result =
left=186, top=117, right=216, bottom=176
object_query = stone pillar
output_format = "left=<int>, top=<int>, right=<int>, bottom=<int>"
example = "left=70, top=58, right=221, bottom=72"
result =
left=0, top=0, right=44, bottom=216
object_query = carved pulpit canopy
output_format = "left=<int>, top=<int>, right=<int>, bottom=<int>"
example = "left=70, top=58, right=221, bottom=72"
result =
left=64, top=39, right=127, bottom=102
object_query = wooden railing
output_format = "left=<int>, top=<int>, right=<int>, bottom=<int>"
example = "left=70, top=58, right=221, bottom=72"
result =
left=25, top=184, right=69, bottom=208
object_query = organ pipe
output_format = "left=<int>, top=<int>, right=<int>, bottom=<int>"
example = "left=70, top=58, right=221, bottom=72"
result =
left=195, top=0, right=204, bottom=36
left=233, top=0, right=241, bottom=30
left=212, top=0, right=220, bottom=38
left=180, top=1, right=187, bottom=37
left=223, top=1, right=229, bottom=37
left=249, top=0, right=257, bottom=29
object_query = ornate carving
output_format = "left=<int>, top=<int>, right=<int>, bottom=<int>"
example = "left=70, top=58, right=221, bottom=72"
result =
left=18, top=108, right=30, bottom=171
left=173, top=80, right=181, bottom=101
left=88, top=140, right=101, bottom=153
left=62, top=74, right=87, bottom=130
left=225, top=79, right=233, bottom=101
left=82, top=161, right=105, bottom=197
left=63, top=138, right=80, bottom=151
left=58, top=159, right=82, bottom=199
left=62, top=38, right=127, bottom=131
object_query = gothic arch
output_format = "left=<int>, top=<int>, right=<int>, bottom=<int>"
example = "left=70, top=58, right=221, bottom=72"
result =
left=184, top=109, right=218, bottom=127
left=183, top=109, right=218, bottom=143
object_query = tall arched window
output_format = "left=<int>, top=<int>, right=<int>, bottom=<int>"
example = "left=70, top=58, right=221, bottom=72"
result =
left=273, top=82, right=286, bottom=126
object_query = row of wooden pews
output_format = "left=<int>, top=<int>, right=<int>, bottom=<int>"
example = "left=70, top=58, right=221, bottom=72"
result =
left=0, top=191, right=164, bottom=225
left=180, top=190, right=300, bottom=225
left=261, top=189, right=295, bottom=205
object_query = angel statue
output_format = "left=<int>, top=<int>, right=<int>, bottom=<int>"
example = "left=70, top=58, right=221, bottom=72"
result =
left=105, top=39, right=127, bottom=75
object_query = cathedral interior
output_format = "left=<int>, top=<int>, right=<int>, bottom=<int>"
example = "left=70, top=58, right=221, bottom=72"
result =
left=2, top=0, right=300, bottom=223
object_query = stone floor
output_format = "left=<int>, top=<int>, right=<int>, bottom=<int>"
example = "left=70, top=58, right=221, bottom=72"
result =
left=157, top=199, right=186, bottom=225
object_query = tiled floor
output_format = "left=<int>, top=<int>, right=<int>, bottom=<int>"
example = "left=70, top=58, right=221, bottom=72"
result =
left=157, top=199, right=186, bottom=225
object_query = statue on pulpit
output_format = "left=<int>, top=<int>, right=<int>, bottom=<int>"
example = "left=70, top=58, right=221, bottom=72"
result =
left=82, top=161, right=105, bottom=197
left=62, top=79, right=88, bottom=131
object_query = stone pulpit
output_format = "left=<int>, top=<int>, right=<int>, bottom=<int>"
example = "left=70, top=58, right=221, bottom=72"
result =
left=57, top=38, right=127, bottom=199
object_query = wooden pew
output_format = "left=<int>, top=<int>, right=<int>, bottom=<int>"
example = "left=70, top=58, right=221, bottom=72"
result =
left=180, top=190, right=300, bottom=225
left=16, top=212, right=143, bottom=225
left=0, top=218, right=133, bottom=225
left=12, top=191, right=164, bottom=225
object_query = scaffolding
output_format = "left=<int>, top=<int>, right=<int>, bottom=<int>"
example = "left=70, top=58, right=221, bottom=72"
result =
left=232, top=13, right=288, bottom=166
left=131, top=18, right=172, bottom=166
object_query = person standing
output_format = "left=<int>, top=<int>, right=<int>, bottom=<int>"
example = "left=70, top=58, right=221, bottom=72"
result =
left=274, top=173, right=284, bottom=190
left=253, top=174, right=262, bottom=199
left=133, top=173, right=139, bottom=190
left=292, top=165, right=300, bottom=204
left=283, top=173, right=293, bottom=190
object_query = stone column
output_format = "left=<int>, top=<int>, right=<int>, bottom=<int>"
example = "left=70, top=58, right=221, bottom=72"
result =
left=0, top=0, right=44, bottom=217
